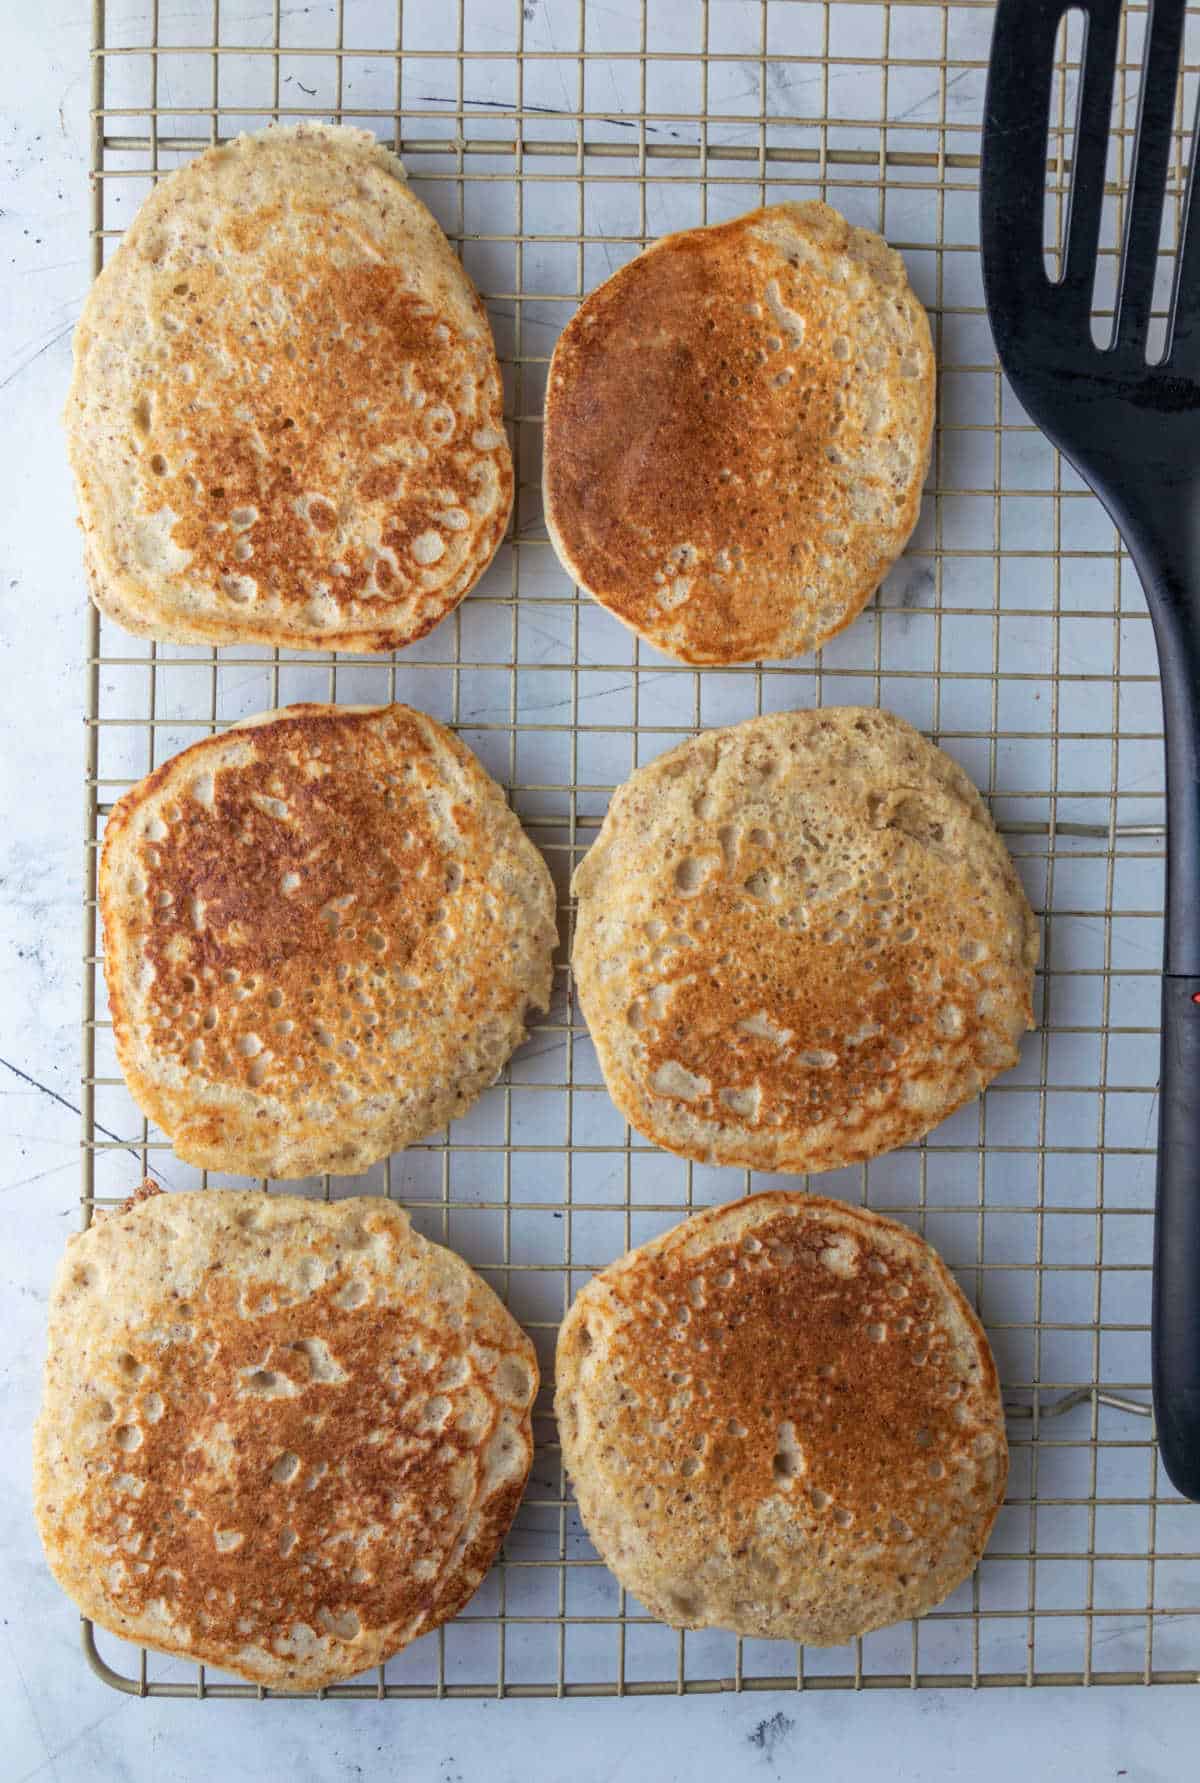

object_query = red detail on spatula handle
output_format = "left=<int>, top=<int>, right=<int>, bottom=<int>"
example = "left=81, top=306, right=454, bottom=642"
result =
left=1153, top=976, right=1200, bottom=1500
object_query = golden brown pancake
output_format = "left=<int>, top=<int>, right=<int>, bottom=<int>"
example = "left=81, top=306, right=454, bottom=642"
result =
left=556, top=1191, right=1007, bottom=1644
left=543, top=202, right=934, bottom=664
left=65, top=125, right=512, bottom=651
left=571, top=708, right=1038, bottom=1171
left=100, top=704, right=557, bottom=1177
left=35, top=1189, right=538, bottom=1688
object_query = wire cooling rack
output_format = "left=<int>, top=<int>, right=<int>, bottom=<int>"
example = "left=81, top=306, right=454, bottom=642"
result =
left=80, top=0, right=1199, bottom=1696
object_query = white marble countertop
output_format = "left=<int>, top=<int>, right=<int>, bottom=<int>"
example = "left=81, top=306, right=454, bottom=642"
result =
left=1, top=1, right=1197, bottom=1776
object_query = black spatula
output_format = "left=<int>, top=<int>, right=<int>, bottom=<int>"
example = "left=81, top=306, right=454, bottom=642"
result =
left=981, top=0, right=1200, bottom=1500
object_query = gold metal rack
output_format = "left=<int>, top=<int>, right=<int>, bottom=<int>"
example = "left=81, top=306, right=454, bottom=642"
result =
left=81, top=0, right=1197, bottom=1696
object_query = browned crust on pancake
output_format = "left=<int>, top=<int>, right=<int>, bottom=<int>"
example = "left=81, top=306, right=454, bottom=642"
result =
left=570, top=708, right=1038, bottom=1172
left=100, top=703, right=557, bottom=1177
left=34, top=1191, right=538, bottom=1688
left=543, top=202, right=933, bottom=664
left=556, top=1191, right=1007, bottom=1644
left=66, top=125, right=512, bottom=652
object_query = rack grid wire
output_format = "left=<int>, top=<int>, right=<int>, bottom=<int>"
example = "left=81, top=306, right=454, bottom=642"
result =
left=81, top=0, right=1198, bottom=1697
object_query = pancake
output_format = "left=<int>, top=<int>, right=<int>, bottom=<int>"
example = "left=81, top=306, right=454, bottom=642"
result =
left=34, top=1188, right=538, bottom=1688
left=100, top=703, right=557, bottom=1178
left=571, top=708, right=1038, bottom=1172
left=556, top=1190, right=1007, bottom=1645
left=542, top=201, right=934, bottom=665
left=66, top=124, right=512, bottom=651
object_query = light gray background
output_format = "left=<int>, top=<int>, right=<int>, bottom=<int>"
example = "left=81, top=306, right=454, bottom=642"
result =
left=1, top=0, right=1197, bottom=1776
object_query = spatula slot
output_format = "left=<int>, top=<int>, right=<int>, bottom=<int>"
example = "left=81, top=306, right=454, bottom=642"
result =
left=1085, top=0, right=1135, bottom=347
left=1044, top=8, right=1089, bottom=282
left=1143, top=8, right=1199, bottom=363
left=1091, top=0, right=1192, bottom=360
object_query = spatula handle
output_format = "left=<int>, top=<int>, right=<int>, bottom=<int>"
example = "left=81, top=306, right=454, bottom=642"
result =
left=1119, top=521, right=1200, bottom=1500
left=1153, top=975, right=1200, bottom=1500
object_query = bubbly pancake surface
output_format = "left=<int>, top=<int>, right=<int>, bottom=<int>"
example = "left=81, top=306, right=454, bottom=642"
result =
left=34, top=1189, right=538, bottom=1688
left=556, top=1191, right=1007, bottom=1644
left=100, top=703, right=557, bottom=1177
left=571, top=708, right=1038, bottom=1171
left=66, top=124, right=512, bottom=650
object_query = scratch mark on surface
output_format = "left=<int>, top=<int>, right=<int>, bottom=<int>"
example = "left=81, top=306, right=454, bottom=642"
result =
left=0, top=319, right=77, bottom=394
left=0, top=1160, right=82, bottom=1196
left=414, top=94, right=680, bottom=137
left=0, top=1056, right=168, bottom=1183
left=893, top=66, right=974, bottom=124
